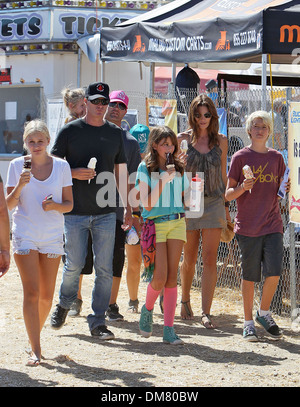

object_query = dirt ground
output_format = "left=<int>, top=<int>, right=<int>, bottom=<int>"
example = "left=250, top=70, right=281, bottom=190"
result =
left=0, top=254, right=299, bottom=389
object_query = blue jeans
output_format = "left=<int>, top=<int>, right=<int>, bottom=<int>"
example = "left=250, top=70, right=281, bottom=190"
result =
left=59, top=213, right=116, bottom=331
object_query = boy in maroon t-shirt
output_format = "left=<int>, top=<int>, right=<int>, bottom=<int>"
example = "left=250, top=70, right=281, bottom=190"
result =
left=226, top=110, right=290, bottom=341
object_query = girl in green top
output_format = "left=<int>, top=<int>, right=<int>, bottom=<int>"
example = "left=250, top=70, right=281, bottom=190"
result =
left=135, top=126, right=189, bottom=344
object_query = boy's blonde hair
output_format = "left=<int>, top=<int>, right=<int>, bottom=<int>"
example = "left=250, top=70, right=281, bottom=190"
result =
left=245, top=110, right=273, bottom=138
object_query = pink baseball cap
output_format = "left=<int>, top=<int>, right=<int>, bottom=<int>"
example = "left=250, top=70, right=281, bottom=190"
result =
left=109, top=90, right=129, bottom=108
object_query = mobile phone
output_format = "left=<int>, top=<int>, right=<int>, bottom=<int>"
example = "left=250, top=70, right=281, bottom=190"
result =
left=43, top=194, right=53, bottom=201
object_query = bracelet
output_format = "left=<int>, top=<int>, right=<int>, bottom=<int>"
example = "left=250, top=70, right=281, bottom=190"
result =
left=241, top=182, right=245, bottom=191
left=132, top=211, right=141, bottom=217
left=132, top=214, right=140, bottom=219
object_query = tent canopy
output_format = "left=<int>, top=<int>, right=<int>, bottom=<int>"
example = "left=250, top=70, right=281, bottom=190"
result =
left=217, top=73, right=300, bottom=87
left=100, top=0, right=300, bottom=65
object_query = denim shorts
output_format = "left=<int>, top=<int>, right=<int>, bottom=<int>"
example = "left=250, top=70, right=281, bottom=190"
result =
left=236, top=233, right=283, bottom=282
left=12, top=235, right=63, bottom=258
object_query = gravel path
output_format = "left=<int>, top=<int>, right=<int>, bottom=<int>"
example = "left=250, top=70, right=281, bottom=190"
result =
left=0, top=257, right=299, bottom=388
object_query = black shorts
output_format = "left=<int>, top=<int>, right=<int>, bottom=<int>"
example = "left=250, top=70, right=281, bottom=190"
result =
left=112, top=219, right=126, bottom=278
left=236, top=233, right=283, bottom=282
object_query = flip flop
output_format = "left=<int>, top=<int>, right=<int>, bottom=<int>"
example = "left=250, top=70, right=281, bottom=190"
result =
left=181, top=300, right=194, bottom=320
left=26, top=353, right=40, bottom=367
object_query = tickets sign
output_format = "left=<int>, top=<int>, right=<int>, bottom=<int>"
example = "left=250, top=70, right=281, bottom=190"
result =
left=0, top=9, right=138, bottom=42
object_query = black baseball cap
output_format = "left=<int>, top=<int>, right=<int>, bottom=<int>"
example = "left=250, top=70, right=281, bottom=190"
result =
left=85, top=82, right=110, bottom=101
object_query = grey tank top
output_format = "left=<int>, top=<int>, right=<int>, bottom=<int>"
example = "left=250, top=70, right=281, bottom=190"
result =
left=186, top=144, right=225, bottom=198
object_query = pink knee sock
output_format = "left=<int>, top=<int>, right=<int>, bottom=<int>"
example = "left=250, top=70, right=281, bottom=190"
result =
left=145, top=283, right=161, bottom=311
left=163, top=286, right=177, bottom=327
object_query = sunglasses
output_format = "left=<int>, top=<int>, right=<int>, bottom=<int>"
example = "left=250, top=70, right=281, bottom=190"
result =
left=194, top=112, right=212, bottom=119
left=89, top=98, right=109, bottom=106
left=109, top=101, right=127, bottom=111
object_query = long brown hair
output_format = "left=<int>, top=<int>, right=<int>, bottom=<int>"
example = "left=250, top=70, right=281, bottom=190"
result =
left=188, top=94, right=220, bottom=148
left=144, top=126, right=184, bottom=176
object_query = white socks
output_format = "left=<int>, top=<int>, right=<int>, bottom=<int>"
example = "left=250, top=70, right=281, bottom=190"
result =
left=258, top=308, right=271, bottom=317
left=244, top=309, right=271, bottom=327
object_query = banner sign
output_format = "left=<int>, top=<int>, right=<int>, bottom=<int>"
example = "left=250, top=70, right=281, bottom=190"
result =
left=288, top=102, right=300, bottom=224
left=101, top=13, right=263, bottom=63
left=263, top=10, right=300, bottom=55
left=0, top=67, right=11, bottom=84
left=0, top=8, right=138, bottom=42
left=146, top=98, right=177, bottom=134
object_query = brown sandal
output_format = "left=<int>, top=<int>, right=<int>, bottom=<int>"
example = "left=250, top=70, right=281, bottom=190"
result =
left=201, top=312, right=215, bottom=329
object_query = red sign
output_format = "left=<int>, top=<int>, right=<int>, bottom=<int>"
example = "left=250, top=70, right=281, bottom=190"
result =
left=0, top=67, right=12, bottom=84
left=290, top=196, right=300, bottom=211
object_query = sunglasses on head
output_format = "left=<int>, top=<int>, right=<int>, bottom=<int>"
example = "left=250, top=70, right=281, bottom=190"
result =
left=89, top=98, right=109, bottom=106
left=194, top=112, right=212, bottom=119
left=109, top=101, right=127, bottom=111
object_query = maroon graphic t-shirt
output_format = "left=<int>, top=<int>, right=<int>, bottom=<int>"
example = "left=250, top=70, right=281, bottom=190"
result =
left=228, top=147, right=286, bottom=237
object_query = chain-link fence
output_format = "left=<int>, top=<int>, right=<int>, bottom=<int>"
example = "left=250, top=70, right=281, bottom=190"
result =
left=45, top=85, right=299, bottom=320
left=122, top=85, right=300, bottom=320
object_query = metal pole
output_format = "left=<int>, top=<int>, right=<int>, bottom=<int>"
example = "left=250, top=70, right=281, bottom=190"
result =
left=171, top=63, right=176, bottom=94
left=149, top=62, right=155, bottom=96
left=100, top=60, right=105, bottom=82
left=261, top=54, right=267, bottom=110
left=77, top=47, right=81, bottom=88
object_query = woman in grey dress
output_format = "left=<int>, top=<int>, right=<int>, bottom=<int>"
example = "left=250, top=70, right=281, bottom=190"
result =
left=178, top=94, right=230, bottom=327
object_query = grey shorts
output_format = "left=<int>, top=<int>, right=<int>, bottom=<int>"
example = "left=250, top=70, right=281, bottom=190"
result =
left=236, top=233, right=283, bottom=282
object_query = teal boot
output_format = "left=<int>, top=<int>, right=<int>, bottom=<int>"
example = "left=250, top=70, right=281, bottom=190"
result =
left=139, top=305, right=153, bottom=338
left=163, top=326, right=184, bottom=345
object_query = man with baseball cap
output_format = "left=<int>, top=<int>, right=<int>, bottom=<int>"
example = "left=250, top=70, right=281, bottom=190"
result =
left=105, top=90, right=142, bottom=320
left=109, top=90, right=129, bottom=108
left=50, top=82, right=132, bottom=340
left=85, top=82, right=110, bottom=101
